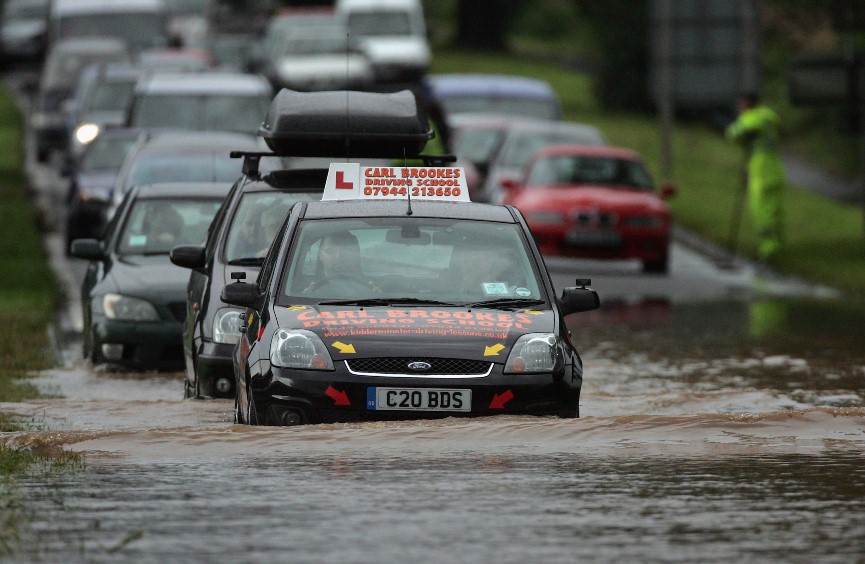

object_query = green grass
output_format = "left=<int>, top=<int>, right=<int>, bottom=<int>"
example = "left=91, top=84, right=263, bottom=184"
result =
left=0, top=84, right=81, bottom=557
left=431, top=49, right=865, bottom=298
left=0, top=84, right=57, bottom=404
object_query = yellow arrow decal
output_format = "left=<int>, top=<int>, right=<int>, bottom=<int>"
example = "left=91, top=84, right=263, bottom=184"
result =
left=332, top=341, right=356, bottom=354
left=484, top=343, right=506, bottom=356
left=524, top=310, right=543, bottom=315
left=286, top=305, right=307, bottom=311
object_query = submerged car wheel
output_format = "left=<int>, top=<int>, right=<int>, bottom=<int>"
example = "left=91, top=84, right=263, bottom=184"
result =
left=248, top=395, right=258, bottom=425
left=234, top=394, right=243, bottom=424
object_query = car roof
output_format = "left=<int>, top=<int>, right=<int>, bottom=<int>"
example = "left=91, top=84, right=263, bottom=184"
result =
left=48, top=36, right=128, bottom=55
left=136, top=130, right=262, bottom=152
left=80, top=62, right=143, bottom=81
left=502, top=120, right=606, bottom=143
left=534, top=144, right=642, bottom=161
left=130, top=181, right=233, bottom=199
left=427, top=74, right=558, bottom=100
left=337, top=0, right=422, bottom=10
left=52, top=0, right=165, bottom=16
left=302, top=199, right=516, bottom=222
left=133, top=71, right=272, bottom=95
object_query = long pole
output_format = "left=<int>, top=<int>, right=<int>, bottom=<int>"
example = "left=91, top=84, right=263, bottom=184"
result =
left=658, top=0, right=673, bottom=183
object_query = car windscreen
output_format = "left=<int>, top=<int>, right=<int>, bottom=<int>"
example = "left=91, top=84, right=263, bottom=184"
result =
left=85, top=79, right=137, bottom=112
left=454, top=127, right=505, bottom=166
left=499, top=128, right=605, bottom=169
left=5, top=0, right=47, bottom=19
left=527, top=155, right=654, bottom=190
left=280, top=27, right=349, bottom=56
left=347, top=11, right=413, bottom=37
left=57, top=14, right=166, bottom=52
left=442, top=97, right=559, bottom=121
left=116, top=197, right=222, bottom=256
left=131, top=94, right=270, bottom=135
left=224, top=191, right=320, bottom=263
left=279, top=218, right=544, bottom=305
left=79, top=135, right=139, bottom=173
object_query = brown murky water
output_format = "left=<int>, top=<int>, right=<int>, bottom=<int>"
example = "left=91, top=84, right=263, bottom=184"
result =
left=3, top=298, right=864, bottom=562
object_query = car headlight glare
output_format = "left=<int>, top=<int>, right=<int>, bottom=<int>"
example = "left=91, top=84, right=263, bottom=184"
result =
left=213, top=308, right=244, bottom=344
left=270, top=329, right=334, bottom=370
left=75, top=123, right=100, bottom=145
left=504, top=333, right=563, bottom=373
left=101, top=293, right=160, bottom=321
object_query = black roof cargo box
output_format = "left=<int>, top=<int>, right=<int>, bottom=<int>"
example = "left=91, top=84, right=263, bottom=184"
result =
left=257, top=89, right=434, bottom=158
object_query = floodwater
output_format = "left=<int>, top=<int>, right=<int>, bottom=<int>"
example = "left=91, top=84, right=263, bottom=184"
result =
left=2, top=297, right=865, bottom=562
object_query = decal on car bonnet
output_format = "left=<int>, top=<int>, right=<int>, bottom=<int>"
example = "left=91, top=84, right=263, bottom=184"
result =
left=290, top=308, right=544, bottom=340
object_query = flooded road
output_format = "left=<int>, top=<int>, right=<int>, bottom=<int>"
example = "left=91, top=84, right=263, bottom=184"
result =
left=3, top=298, right=864, bottom=562
left=3, top=69, right=864, bottom=562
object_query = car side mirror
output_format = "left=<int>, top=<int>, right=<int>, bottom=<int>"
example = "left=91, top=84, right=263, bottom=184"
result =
left=660, top=183, right=677, bottom=200
left=559, top=279, right=600, bottom=316
left=170, top=244, right=206, bottom=271
left=69, top=238, right=105, bottom=261
left=220, top=281, right=262, bottom=309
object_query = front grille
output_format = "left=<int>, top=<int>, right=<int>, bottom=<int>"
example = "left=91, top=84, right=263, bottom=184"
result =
left=346, top=357, right=492, bottom=377
left=574, top=210, right=617, bottom=227
left=167, top=302, right=187, bottom=323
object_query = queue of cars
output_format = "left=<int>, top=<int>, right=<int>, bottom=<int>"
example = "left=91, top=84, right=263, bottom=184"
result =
left=10, top=0, right=681, bottom=425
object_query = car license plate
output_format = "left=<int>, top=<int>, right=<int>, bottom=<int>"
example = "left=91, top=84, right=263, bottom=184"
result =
left=564, top=230, right=621, bottom=248
left=367, top=387, right=471, bottom=412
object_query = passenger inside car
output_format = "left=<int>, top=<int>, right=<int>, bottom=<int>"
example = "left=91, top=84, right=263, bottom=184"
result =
left=304, top=231, right=359, bottom=289
left=145, top=203, right=183, bottom=246
left=448, top=243, right=524, bottom=296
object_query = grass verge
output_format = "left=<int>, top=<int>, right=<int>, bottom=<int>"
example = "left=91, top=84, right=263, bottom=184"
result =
left=432, top=49, right=865, bottom=298
left=0, top=82, right=81, bottom=557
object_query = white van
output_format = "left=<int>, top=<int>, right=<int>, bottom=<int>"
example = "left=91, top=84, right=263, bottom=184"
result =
left=49, top=0, right=169, bottom=54
left=335, top=0, right=430, bottom=86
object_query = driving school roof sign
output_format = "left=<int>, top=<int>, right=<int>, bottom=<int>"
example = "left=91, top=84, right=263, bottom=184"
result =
left=323, top=163, right=471, bottom=202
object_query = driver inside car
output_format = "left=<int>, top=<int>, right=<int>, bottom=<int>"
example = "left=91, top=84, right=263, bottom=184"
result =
left=302, top=230, right=381, bottom=294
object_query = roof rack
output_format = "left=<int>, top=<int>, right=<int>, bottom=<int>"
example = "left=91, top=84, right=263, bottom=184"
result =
left=229, top=151, right=277, bottom=180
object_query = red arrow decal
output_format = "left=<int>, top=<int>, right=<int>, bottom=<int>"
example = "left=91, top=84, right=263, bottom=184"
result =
left=489, top=390, right=514, bottom=409
left=325, top=386, right=351, bottom=406
left=335, top=171, right=353, bottom=190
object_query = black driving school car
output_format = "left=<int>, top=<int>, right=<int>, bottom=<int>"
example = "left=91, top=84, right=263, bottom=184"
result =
left=220, top=88, right=600, bottom=425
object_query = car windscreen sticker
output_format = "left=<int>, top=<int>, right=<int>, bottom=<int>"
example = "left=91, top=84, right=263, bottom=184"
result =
left=515, top=287, right=532, bottom=297
left=481, top=282, right=508, bottom=295
left=128, top=235, right=147, bottom=246
left=290, top=308, right=546, bottom=341
left=323, top=162, right=471, bottom=202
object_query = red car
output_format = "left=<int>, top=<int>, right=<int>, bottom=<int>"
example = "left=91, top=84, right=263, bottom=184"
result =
left=502, top=144, right=676, bottom=273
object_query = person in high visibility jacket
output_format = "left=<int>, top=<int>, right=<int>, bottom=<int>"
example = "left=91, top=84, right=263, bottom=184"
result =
left=726, top=92, right=788, bottom=260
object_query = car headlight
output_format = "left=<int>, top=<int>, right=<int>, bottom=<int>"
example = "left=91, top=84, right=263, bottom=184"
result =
left=525, top=211, right=566, bottom=225
left=213, top=308, right=244, bottom=344
left=270, top=329, right=334, bottom=370
left=504, top=333, right=564, bottom=374
left=74, top=123, right=100, bottom=145
left=99, top=293, right=160, bottom=321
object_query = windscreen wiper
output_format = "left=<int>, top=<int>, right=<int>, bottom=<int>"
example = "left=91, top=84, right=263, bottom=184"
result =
left=317, top=298, right=461, bottom=307
left=227, top=257, right=264, bottom=266
left=463, top=298, right=546, bottom=310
